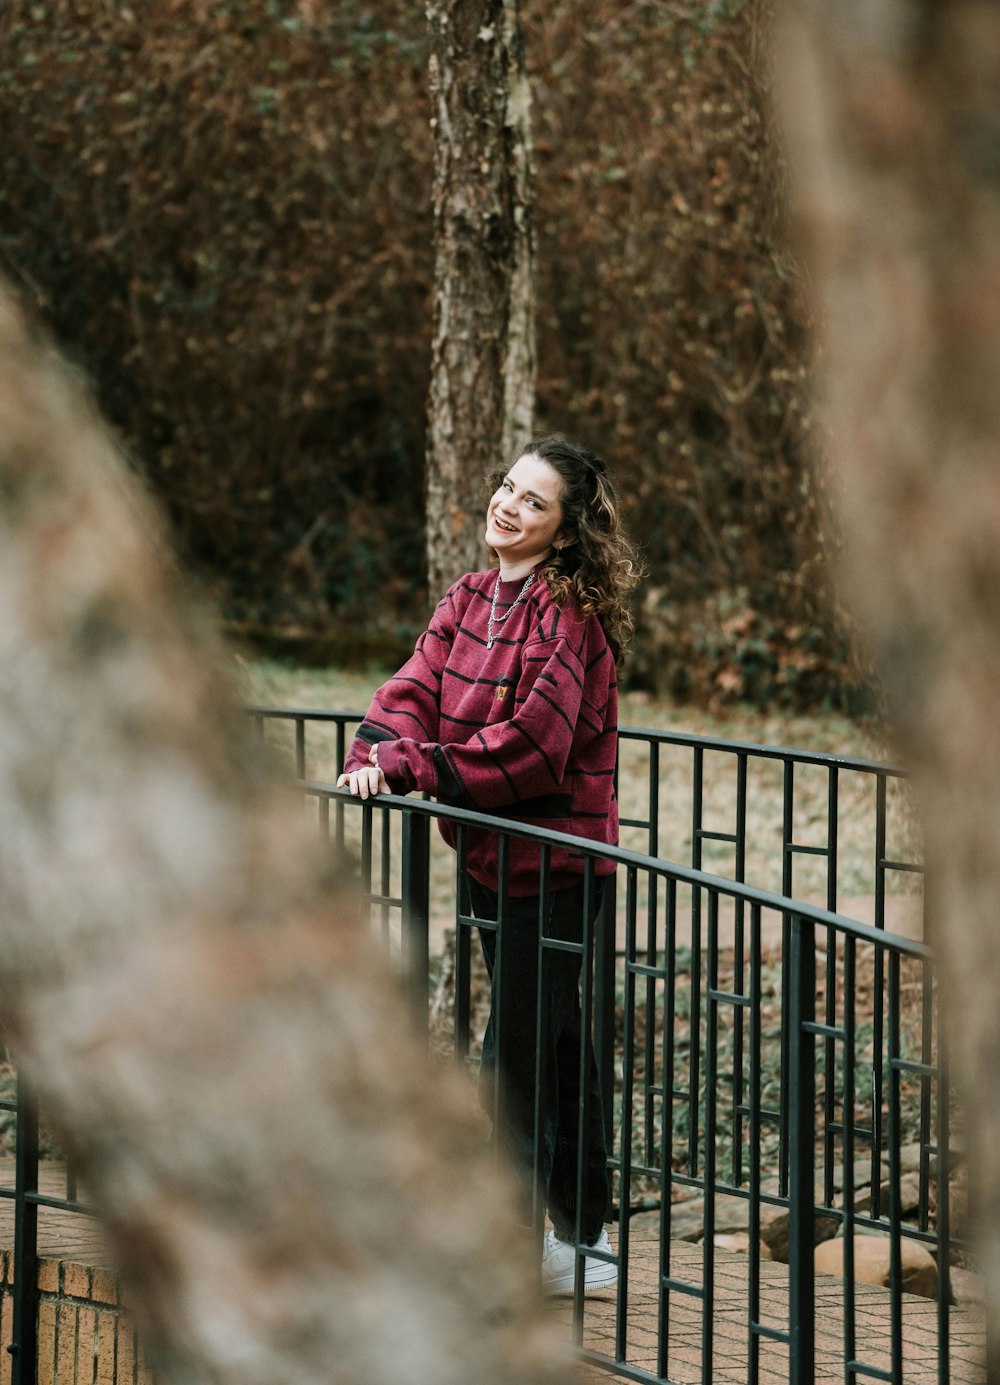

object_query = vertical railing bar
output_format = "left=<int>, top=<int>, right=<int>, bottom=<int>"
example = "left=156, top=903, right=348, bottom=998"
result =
left=379, top=807, right=392, bottom=946
left=732, top=752, right=748, bottom=1188
left=786, top=908, right=808, bottom=1385
left=648, top=741, right=661, bottom=859
left=571, top=858, right=598, bottom=1336
left=334, top=722, right=346, bottom=851
left=492, top=834, right=511, bottom=1152
left=360, top=802, right=373, bottom=926
left=935, top=984, right=952, bottom=1385
left=747, top=902, right=763, bottom=1385
left=779, top=758, right=794, bottom=1198
left=595, top=873, right=618, bottom=1155
left=918, top=961, right=934, bottom=1234
left=10, top=1078, right=39, bottom=1385
left=823, top=919, right=838, bottom=1209
left=453, top=828, right=471, bottom=1065
left=701, top=888, right=720, bottom=1385
left=872, top=776, right=888, bottom=1209
left=643, top=742, right=661, bottom=1173
left=824, top=767, right=840, bottom=1208
left=689, top=747, right=704, bottom=1179
left=827, top=765, right=840, bottom=914
left=400, top=807, right=431, bottom=1030
left=689, top=925, right=703, bottom=1182
left=644, top=849, right=659, bottom=1169
left=875, top=773, right=888, bottom=930
left=843, top=935, right=858, bottom=1378
left=787, top=911, right=816, bottom=1385
left=294, top=717, right=306, bottom=780
left=658, top=875, right=677, bottom=1383
left=532, top=847, right=552, bottom=1248
left=782, top=757, right=795, bottom=899
left=616, top=865, right=639, bottom=1365
left=887, top=951, right=903, bottom=1385
left=691, top=745, right=704, bottom=876
left=317, top=793, right=330, bottom=848
left=594, top=725, right=628, bottom=1173
left=735, top=753, right=749, bottom=884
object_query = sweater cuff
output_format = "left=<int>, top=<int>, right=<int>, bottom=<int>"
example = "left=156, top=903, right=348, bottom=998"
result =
left=376, top=739, right=418, bottom=795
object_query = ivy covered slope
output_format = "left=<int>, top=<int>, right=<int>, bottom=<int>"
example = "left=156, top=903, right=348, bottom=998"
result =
left=0, top=0, right=857, bottom=709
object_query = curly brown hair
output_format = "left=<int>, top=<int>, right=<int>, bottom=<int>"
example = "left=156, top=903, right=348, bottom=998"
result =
left=488, top=436, right=643, bottom=666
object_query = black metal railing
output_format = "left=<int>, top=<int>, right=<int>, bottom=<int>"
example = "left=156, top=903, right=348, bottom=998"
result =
left=3, top=712, right=970, bottom=1385
left=293, top=785, right=961, bottom=1385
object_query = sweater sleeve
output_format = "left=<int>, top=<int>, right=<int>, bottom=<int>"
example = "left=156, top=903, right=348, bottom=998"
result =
left=341, top=585, right=458, bottom=778
left=376, top=629, right=598, bottom=809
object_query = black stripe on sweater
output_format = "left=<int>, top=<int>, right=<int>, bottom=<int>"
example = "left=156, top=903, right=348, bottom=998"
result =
left=434, top=746, right=471, bottom=806
left=509, top=720, right=559, bottom=785
left=534, top=687, right=575, bottom=733
left=476, top=731, right=520, bottom=802
left=371, top=703, right=433, bottom=739
left=389, top=674, right=440, bottom=699
left=553, top=649, right=584, bottom=690
left=357, top=723, right=398, bottom=745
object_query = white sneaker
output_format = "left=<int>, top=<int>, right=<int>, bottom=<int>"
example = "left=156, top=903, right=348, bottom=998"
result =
left=542, top=1228, right=618, bottom=1295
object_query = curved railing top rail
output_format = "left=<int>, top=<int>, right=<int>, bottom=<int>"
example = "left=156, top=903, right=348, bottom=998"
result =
left=301, top=779, right=931, bottom=960
left=618, top=724, right=906, bottom=778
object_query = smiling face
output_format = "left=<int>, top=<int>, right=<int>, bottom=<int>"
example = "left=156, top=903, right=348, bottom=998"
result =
left=485, top=453, right=566, bottom=578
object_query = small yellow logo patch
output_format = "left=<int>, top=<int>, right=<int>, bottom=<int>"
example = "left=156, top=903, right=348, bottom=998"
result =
left=496, top=683, right=509, bottom=701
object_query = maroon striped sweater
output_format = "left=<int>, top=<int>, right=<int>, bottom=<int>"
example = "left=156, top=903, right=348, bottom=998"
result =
left=343, top=568, right=619, bottom=895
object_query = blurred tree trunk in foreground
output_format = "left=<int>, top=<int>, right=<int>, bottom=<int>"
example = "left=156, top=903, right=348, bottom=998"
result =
left=425, top=0, right=536, bottom=596
left=774, top=0, right=1000, bottom=1361
left=0, top=287, right=573, bottom=1385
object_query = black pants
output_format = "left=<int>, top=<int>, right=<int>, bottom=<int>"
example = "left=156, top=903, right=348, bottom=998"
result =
left=467, top=874, right=611, bottom=1244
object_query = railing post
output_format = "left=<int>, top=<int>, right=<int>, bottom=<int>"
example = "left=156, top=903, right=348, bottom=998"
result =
left=787, top=913, right=816, bottom=1385
left=401, top=809, right=431, bottom=1030
left=10, top=1077, right=39, bottom=1385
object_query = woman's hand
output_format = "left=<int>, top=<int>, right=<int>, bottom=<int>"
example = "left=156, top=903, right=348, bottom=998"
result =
left=336, top=743, right=388, bottom=799
left=336, top=766, right=388, bottom=799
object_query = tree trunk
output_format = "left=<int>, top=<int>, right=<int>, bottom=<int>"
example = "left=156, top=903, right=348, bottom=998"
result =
left=0, top=288, right=573, bottom=1385
left=773, top=0, right=1000, bottom=1362
left=425, top=0, right=536, bottom=598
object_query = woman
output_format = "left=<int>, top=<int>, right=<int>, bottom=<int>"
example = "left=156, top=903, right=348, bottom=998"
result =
left=338, top=436, right=640, bottom=1294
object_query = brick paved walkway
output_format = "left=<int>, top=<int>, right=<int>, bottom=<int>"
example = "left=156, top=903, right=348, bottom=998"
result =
left=2, top=1165, right=986, bottom=1383
left=559, top=1227, right=985, bottom=1384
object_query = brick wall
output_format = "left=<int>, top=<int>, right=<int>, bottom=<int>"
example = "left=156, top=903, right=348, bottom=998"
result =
left=1, top=1252, right=151, bottom=1385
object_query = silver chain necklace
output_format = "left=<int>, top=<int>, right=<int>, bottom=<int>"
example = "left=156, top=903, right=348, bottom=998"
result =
left=486, top=572, right=535, bottom=649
